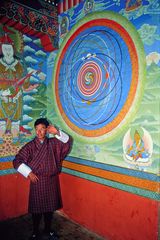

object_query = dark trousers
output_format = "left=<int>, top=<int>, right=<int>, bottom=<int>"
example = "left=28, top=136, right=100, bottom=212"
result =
left=32, top=212, right=53, bottom=234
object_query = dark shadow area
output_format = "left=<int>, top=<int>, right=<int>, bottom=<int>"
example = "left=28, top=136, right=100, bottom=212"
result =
left=0, top=211, right=105, bottom=240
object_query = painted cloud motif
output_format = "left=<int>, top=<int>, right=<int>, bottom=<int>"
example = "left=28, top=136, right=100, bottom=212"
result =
left=138, top=24, right=160, bottom=45
left=146, top=52, right=160, bottom=65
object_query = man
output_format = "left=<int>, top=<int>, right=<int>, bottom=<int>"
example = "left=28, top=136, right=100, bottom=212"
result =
left=13, top=118, right=72, bottom=240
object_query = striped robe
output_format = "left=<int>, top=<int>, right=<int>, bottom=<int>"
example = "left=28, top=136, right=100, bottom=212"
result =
left=13, top=136, right=72, bottom=213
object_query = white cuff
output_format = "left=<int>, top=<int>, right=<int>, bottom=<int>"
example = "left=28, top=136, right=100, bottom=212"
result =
left=55, top=130, right=69, bottom=143
left=17, top=163, right=32, bottom=178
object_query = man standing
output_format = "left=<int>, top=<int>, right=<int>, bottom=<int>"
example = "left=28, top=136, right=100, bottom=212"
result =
left=13, top=118, right=72, bottom=240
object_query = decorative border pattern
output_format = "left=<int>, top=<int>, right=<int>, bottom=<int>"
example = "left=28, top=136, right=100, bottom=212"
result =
left=1, top=156, right=159, bottom=200
left=62, top=156, right=159, bottom=200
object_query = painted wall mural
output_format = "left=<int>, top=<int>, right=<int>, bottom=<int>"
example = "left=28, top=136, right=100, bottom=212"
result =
left=47, top=0, right=159, bottom=177
left=0, top=26, right=27, bottom=145
left=0, top=24, right=48, bottom=166
left=54, top=11, right=145, bottom=142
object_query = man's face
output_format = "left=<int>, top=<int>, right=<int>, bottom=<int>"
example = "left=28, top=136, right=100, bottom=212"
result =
left=35, top=124, right=47, bottom=141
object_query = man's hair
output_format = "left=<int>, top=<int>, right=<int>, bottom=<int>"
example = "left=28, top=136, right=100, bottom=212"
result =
left=34, top=118, right=50, bottom=128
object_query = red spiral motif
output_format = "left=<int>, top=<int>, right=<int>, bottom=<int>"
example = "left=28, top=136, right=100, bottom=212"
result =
left=77, top=61, right=102, bottom=96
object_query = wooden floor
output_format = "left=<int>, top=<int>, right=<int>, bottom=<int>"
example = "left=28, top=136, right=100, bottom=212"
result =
left=0, top=211, right=105, bottom=240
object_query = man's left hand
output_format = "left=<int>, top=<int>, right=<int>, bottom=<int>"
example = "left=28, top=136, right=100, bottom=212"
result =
left=47, top=125, right=59, bottom=135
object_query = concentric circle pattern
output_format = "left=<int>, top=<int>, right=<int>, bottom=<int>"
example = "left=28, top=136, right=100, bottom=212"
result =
left=78, top=61, right=102, bottom=96
left=54, top=13, right=144, bottom=139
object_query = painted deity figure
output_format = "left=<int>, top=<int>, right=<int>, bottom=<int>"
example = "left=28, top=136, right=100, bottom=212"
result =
left=84, top=0, right=95, bottom=14
left=60, top=16, right=69, bottom=36
left=126, top=130, right=149, bottom=161
left=0, top=31, right=29, bottom=143
left=123, top=127, right=153, bottom=170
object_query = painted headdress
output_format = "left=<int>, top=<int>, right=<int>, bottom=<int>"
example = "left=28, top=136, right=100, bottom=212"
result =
left=0, top=25, right=15, bottom=54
